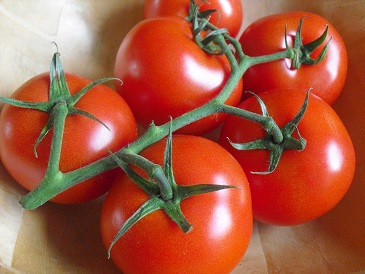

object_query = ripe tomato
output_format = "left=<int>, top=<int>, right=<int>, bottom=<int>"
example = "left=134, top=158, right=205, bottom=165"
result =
left=144, top=0, right=243, bottom=38
left=100, top=135, right=252, bottom=273
left=239, top=12, right=347, bottom=105
left=0, top=72, right=138, bottom=204
left=114, top=16, right=243, bottom=135
left=219, top=88, right=355, bottom=225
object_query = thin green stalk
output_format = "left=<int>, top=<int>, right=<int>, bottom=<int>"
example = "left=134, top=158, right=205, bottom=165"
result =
left=118, top=152, right=173, bottom=201
left=245, top=49, right=295, bottom=68
left=20, top=101, right=68, bottom=207
left=46, top=101, right=68, bottom=175
left=20, top=43, right=295, bottom=209
left=218, top=104, right=283, bottom=144
left=19, top=18, right=296, bottom=209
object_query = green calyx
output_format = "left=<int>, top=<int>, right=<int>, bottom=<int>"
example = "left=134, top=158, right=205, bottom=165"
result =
left=8, top=3, right=330, bottom=209
left=187, top=0, right=230, bottom=55
left=288, top=16, right=332, bottom=69
left=186, top=0, right=219, bottom=25
left=1, top=46, right=121, bottom=209
left=107, top=123, right=238, bottom=258
left=228, top=90, right=309, bottom=174
left=0, top=47, right=118, bottom=157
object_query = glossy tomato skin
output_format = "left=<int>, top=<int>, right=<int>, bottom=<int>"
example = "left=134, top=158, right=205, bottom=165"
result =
left=0, top=72, right=138, bottom=204
left=114, top=16, right=243, bottom=135
left=239, top=12, right=347, bottom=105
left=144, top=0, right=243, bottom=38
left=101, top=135, right=252, bottom=273
left=219, top=89, right=355, bottom=225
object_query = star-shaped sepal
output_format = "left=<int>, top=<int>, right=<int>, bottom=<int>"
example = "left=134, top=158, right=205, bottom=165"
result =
left=0, top=46, right=118, bottom=157
left=228, top=91, right=309, bottom=174
left=107, top=122, right=238, bottom=257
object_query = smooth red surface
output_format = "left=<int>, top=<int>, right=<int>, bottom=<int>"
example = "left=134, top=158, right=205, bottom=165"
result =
left=101, top=135, right=252, bottom=273
left=219, top=88, right=355, bottom=225
left=239, top=11, right=348, bottom=105
left=0, top=72, right=138, bottom=204
left=114, top=16, right=243, bottom=135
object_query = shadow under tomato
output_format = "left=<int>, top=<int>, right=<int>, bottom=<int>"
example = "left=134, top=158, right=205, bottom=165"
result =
left=12, top=196, right=120, bottom=273
left=314, top=165, right=365, bottom=266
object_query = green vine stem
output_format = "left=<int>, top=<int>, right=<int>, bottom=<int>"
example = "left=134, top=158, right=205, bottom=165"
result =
left=105, top=124, right=237, bottom=256
left=14, top=4, right=331, bottom=209
left=116, top=152, right=173, bottom=201
left=19, top=48, right=294, bottom=209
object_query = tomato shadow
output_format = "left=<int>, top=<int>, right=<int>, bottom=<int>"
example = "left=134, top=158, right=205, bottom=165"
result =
left=7, top=181, right=121, bottom=273
left=281, top=2, right=365, bottom=268
left=53, top=199, right=120, bottom=273
left=314, top=166, right=365, bottom=266
left=257, top=167, right=365, bottom=273
left=316, top=0, right=365, bottom=260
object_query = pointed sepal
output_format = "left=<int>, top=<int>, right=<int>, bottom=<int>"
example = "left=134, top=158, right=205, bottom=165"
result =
left=162, top=200, right=193, bottom=233
left=68, top=107, right=110, bottom=131
left=177, top=184, right=239, bottom=200
left=69, top=77, right=122, bottom=107
left=0, top=97, right=52, bottom=112
left=107, top=196, right=164, bottom=258
left=289, top=16, right=332, bottom=69
left=33, top=111, right=56, bottom=158
left=228, top=90, right=310, bottom=174
left=49, top=51, right=71, bottom=100
left=109, top=151, right=160, bottom=196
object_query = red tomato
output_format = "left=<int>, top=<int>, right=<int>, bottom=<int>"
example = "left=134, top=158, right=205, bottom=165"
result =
left=219, top=88, right=355, bottom=225
left=114, top=16, right=243, bottom=135
left=239, top=12, right=347, bottom=105
left=144, top=0, right=243, bottom=38
left=0, top=72, right=138, bottom=204
left=100, top=135, right=252, bottom=273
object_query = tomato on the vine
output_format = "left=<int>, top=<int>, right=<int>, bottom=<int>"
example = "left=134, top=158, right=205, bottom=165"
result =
left=144, top=0, right=243, bottom=38
left=239, top=12, right=347, bottom=105
left=114, top=16, right=243, bottom=135
left=219, top=88, right=355, bottom=225
left=100, top=135, right=252, bottom=273
left=0, top=72, right=138, bottom=204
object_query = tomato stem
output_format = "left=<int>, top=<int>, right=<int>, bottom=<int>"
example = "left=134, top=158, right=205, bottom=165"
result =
left=18, top=39, right=297, bottom=209
left=16, top=49, right=124, bottom=209
left=105, top=128, right=239, bottom=256
left=16, top=6, right=327, bottom=209
left=46, top=101, right=68, bottom=175
left=117, top=152, right=173, bottom=201
left=244, top=47, right=295, bottom=68
left=228, top=90, right=309, bottom=174
left=289, top=16, right=331, bottom=69
left=218, top=104, right=283, bottom=144
left=20, top=101, right=68, bottom=208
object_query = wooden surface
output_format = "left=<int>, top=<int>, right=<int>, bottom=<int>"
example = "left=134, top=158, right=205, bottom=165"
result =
left=0, top=0, right=365, bottom=273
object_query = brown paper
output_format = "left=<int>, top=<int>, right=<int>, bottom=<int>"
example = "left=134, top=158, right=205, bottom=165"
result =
left=0, top=0, right=364, bottom=273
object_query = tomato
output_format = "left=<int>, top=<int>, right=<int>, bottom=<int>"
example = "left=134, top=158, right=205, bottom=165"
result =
left=0, top=72, right=138, bottom=204
left=100, top=135, right=252, bottom=273
left=239, top=12, right=347, bottom=105
left=114, top=16, right=243, bottom=135
left=219, top=88, right=355, bottom=225
left=144, top=0, right=243, bottom=38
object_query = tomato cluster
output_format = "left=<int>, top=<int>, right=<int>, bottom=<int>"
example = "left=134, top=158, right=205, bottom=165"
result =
left=0, top=0, right=356, bottom=273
